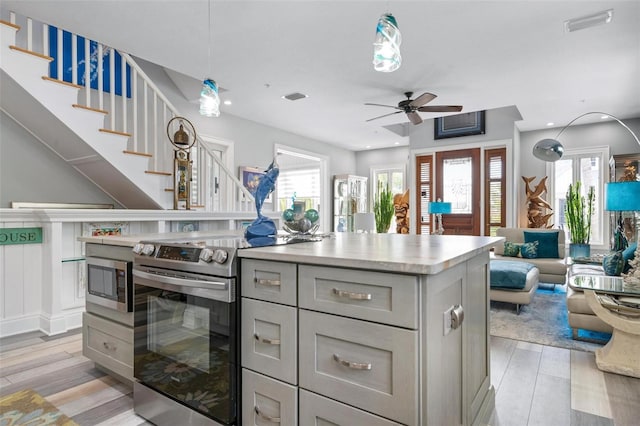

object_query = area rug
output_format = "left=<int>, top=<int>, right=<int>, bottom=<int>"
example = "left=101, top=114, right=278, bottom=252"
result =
left=490, top=284, right=610, bottom=352
left=0, top=389, right=78, bottom=426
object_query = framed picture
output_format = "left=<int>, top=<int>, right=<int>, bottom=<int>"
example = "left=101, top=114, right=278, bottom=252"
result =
left=434, top=111, right=485, bottom=140
left=239, top=166, right=272, bottom=202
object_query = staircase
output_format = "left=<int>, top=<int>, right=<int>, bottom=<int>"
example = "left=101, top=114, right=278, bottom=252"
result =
left=0, top=13, right=253, bottom=210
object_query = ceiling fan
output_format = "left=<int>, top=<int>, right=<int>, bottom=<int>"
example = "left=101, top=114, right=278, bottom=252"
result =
left=365, top=91, right=463, bottom=125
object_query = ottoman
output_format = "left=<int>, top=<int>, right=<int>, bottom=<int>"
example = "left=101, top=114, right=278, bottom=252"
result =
left=490, top=260, right=540, bottom=314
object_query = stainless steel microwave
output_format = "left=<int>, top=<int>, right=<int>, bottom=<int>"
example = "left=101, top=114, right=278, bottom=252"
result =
left=86, top=256, right=133, bottom=312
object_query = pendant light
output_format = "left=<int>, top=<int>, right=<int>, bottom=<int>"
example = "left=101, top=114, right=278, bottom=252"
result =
left=200, top=0, right=220, bottom=117
left=373, top=13, right=402, bottom=73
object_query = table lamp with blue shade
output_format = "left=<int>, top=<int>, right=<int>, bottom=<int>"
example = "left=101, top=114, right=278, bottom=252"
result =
left=428, top=199, right=452, bottom=235
left=605, top=181, right=640, bottom=285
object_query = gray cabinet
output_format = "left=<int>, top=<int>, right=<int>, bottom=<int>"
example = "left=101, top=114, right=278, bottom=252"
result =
left=240, top=252, right=492, bottom=425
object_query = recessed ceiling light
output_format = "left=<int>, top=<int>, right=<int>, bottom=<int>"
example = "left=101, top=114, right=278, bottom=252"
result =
left=366, top=145, right=371, bottom=149
left=282, top=92, right=308, bottom=101
left=601, top=115, right=609, bottom=119
left=546, top=122, right=555, bottom=126
left=223, top=100, right=232, bottom=105
left=564, top=9, right=613, bottom=33
left=394, top=142, right=400, bottom=145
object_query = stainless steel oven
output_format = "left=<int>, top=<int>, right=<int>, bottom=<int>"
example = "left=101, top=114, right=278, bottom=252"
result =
left=86, top=256, right=133, bottom=312
left=132, top=238, right=241, bottom=426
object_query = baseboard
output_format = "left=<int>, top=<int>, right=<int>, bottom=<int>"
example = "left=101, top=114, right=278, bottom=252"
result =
left=0, top=308, right=84, bottom=338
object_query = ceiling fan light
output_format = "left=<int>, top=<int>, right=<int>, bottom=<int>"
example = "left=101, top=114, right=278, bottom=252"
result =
left=373, top=13, right=402, bottom=73
left=200, top=78, right=220, bottom=117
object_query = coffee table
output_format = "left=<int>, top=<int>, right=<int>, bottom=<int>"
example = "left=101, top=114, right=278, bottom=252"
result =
left=569, top=275, right=640, bottom=378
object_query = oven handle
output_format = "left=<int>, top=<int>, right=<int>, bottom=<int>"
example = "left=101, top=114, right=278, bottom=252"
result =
left=133, top=269, right=228, bottom=293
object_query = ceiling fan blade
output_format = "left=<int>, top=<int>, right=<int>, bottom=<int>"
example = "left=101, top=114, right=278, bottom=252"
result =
left=407, top=111, right=423, bottom=125
left=366, top=110, right=403, bottom=122
left=364, top=103, right=402, bottom=109
left=417, top=105, right=464, bottom=113
left=409, top=92, right=437, bottom=107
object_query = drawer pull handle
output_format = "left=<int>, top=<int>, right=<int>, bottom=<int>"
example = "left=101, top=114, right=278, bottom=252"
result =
left=255, top=278, right=281, bottom=287
left=254, top=333, right=280, bottom=345
left=332, top=288, right=372, bottom=300
left=333, top=353, right=372, bottom=370
left=254, top=406, right=280, bottom=423
left=103, top=342, right=115, bottom=351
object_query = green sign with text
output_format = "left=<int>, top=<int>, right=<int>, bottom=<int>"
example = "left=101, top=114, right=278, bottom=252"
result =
left=0, top=227, right=43, bottom=245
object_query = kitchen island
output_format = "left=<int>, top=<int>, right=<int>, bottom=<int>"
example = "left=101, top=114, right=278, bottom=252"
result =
left=238, top=232, right=501, bottom=426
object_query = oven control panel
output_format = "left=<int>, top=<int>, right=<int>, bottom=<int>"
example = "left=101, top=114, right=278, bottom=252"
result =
left=156, top=245, right=202, bottom=262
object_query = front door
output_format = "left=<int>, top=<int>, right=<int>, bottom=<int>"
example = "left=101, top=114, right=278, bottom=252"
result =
left=436, top=148, right=480, bottom=235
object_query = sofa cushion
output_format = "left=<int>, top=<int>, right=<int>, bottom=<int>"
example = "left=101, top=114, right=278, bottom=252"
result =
left=602, top=251, right=625, bottom=276
left=566, top=285, right=593, bottom=314
left=524, top=230, right=560, bottom=258
left=530, top=257, right=569, bottom=275
left=520, top=241, right=539, bottom=259
left=623, top=242, right=637, bottom=273
left=503, top=241, right=521, bottom=257
left=495, top=228, right=566, bottom=260
left=490, top=260, right=536, bottom=289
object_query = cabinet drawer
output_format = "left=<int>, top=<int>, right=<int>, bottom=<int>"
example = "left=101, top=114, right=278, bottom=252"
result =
left=82, top=312, right=133, bottom=380
left=299, top=310, right=418, bottom=425
left=241, top=298, right=297, bottom=385
left=241, top=259, right=297, bottom=306
left=300, top=389, right=403, bottom=426
left=242, top=369, right=297, bottom=425
left=299, top=265, right=418, bottom=329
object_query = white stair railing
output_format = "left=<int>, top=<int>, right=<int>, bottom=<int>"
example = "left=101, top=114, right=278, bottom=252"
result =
left=6, top=11, right=254, bottom=211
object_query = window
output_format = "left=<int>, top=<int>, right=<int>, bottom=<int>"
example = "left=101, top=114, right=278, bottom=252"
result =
left=277, top=167, right=321, bottom=213
left=549, top=147, right=608, bottom=246
left=485, top=148, right=506, bottom=236
left=371, top=167, right=404, bottom=233
left=416, top=155, right=433, bottom=234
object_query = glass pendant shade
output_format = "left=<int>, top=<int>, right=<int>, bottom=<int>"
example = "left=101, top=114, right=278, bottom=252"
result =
left=200, top=78, right=220, bottom=117
left=428, top=201, right=452, bottom=214
left=373, top=13, right=402, bottom=73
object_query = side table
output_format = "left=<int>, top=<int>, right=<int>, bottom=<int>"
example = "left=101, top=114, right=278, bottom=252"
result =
left=570, top=275, right=640, bottom=378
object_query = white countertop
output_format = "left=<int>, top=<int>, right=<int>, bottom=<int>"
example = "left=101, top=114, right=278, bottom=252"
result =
left=79, top=230, right=244, bottom=247
left=239, top=233, right=503, bottom=275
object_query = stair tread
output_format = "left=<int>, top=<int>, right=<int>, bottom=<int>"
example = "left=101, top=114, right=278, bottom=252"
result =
left=10, top=45, right=53, bottom=61
left=72, top=104, right=108, bottom=115
left=123, top=150, right=152, bottom=157
left=42, top=76, right=81, bottom=88
left=101, top=128, right=132, bottom=138
left=1, top=20, right=21, bottom=30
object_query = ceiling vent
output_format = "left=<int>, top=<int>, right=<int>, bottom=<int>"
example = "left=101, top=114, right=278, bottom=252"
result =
left=564, top=9, right=613, bottom=33
left=282, top=92, right=308, bottom=101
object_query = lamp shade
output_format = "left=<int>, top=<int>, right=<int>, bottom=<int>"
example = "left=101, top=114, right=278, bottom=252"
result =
left=533, top=138, right=564, bottom=162
left=605, top=181, right=640, bottom=211
left=200, top=78, right=220, bottom=117
left=428, top=201, right=452, bottom=214
left=373, top=13, right=401, bottom=72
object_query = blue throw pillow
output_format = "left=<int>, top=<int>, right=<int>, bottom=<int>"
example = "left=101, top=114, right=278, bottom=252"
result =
left=622, top=242, right=637, bottom=273
left=520, top=241, right=539, bottom=259
left=524, top=231, right=559, bottom=258
left=503, top=241, right=521, bottom=257
left=602, top=251, right=625, bottom=276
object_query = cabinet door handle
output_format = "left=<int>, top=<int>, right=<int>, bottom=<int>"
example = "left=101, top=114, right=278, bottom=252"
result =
left=255, top=278, right=281, bottom=287
left=333, top=353, right=372, bottom=370
left=254, top=333, right=280, bottom=345
left=332, top=288, right=372, bottom=300
left=103, top=342, right=116, bottom=351
left=254, top=406, right=280, bottom=423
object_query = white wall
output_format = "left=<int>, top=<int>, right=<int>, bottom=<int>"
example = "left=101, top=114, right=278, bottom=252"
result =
left=0, top=111, right=121, bottom=208
left=519, top=118, right=640, bottom=227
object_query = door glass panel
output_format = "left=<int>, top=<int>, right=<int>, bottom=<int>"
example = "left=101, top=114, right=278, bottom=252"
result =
left=442, top=157, right=472, bottom=214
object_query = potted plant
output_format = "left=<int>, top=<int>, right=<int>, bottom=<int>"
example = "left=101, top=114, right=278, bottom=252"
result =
left=374, top=183, right=395, bottom=233
left=565, top=181, right=595, bottom=258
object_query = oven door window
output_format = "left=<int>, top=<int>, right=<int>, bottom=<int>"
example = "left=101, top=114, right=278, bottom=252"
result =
left=134, top=284, right=236, bottom=424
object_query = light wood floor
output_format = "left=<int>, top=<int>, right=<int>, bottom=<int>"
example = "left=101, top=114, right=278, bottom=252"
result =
left=1, top=330, right=639, bottom=425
